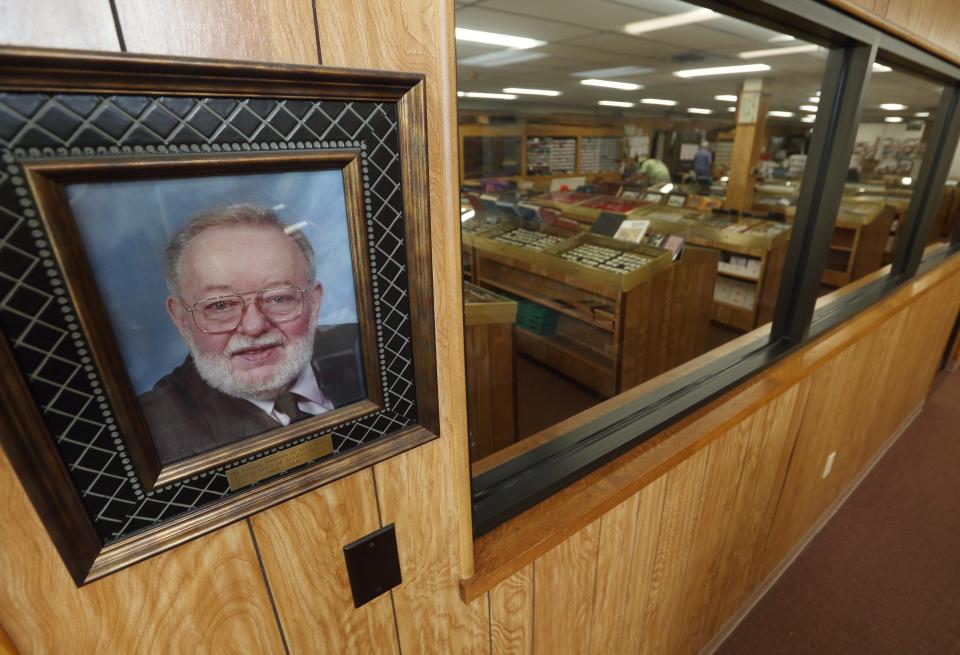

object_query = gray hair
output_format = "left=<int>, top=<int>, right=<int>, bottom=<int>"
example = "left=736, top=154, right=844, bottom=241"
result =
left=164, top=203, right=316, bottom=297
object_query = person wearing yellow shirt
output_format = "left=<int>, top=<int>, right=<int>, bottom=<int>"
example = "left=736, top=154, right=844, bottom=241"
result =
left=639, top=157, right=671, bottom=186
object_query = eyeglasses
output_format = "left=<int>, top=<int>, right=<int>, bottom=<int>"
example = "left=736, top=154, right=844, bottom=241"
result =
left=181, top=285, right=309, bottom=334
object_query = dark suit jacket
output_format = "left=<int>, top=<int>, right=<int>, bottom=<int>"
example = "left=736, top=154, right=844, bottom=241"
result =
left=139, top=324, right=365, bottom=464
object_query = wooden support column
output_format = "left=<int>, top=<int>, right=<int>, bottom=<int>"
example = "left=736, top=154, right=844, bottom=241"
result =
left=726, top=78, right=769, bottom=213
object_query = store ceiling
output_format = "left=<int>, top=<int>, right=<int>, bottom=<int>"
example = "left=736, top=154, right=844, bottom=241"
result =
left=454, top=0, right=944, bottom=125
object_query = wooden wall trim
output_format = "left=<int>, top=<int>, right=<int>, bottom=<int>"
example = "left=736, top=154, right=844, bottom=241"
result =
left=461, top=251, right=960, bottom=602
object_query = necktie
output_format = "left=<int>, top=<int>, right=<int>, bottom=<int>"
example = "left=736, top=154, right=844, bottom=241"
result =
left=274, top=392, right=310, bottom=423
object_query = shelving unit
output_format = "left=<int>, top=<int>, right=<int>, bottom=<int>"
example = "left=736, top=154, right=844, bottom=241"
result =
left=458, top=123, right=623, bottom=186
left=469, top=223, right=719, bottom=396
left=822, top=200, right=893, bottom=287
left=579, top=137, right=622, bottom=173
left=526, top=136, right=576, bottom=175
left=628, top=204, right=792, bottom=331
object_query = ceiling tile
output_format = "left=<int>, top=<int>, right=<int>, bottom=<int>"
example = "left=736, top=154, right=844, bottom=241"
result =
left=474, top=0, right=658, bottom=32
left=456, top=6, right=597, bottom=42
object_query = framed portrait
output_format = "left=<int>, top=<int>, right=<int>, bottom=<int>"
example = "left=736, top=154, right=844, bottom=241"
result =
left=0, top=47, right=438, bottom=584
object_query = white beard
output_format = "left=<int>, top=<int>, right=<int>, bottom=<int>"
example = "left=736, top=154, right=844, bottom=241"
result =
left=186, top=328, right=316, bottom=401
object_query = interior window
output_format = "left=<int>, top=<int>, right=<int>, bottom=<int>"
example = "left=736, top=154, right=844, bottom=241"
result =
left=454, top=1, right=838, bottom=479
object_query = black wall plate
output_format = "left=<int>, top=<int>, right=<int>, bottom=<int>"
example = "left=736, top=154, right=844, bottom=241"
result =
left=343, top=523, right=402, bottom=608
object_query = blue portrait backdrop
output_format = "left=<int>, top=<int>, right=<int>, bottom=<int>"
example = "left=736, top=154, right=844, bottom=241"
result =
left=65, top=169, right=360, bottom=395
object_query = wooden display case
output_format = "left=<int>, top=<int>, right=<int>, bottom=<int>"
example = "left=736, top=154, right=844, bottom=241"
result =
left=845, top=193, right=909, bottom=265
left=470, top=227, right=718, bottom=397
left=627, top=204, right=792, bottom=331
left=823, top=200, right=894, bottom=287
left=464, top=283, right=518, bottom=462
left=460, top=213, right=503, bottom=282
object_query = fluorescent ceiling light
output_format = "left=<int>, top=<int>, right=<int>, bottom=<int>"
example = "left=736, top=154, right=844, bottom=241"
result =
left=460, top=92, right=517, bottom=100
left=808, top=96, right=820, bottom=103
left=599, top=100, right=635, bottom=108
left=880, top=103, right=908, bottom=110
left=799, top=105, right=818, bottom=112
left=902, top=177, right=913, bottom=185
left=885, top=116, right=904, bottom=123
left=660, top=183, right=674, bottom=194
left=727, top=106, right=736, bottom=112
left=768, top=110, right=794, bottom=117
left=674, top=63, right=771, bottom=78
left=816, top=90, right=821, bottom=96
left=457, top=91, right=466, bottom=97
left=915, top=111, right=930, bottom=118
left=688, top=107, right=712, bottom=114
left=502, top=87, right=561, bottom=96
left=714, top=94, right=738, bottom=102
left=458, top=50, right=548, bottom=67
left=461, top=209, right=476, bottom=222
left=873, top=63, right=892, bottom=72
left=769, top=34, right=796, bottom=43
left=573, top=65, right=653, bottom=78
left=454, top=27, right=545, bottom=49
left=581, top=79, right=641, bottom=91
left=623, top=8, right=716, bottom=35
left=641, top=98, right=677, bottom=106
left=738, top=44, right=821, bottom=59
left=801, top=115, right=816, bottom=123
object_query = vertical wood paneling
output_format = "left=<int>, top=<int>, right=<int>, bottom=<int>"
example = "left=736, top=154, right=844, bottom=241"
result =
left=0, top=624, right=13, bottom=655
left=374, top=441, right=490, bottom=654
left=0, top=445, right=284, bottom=654
left=884, top=0, right=938, bottom=43
left=687, top=383, right=808, bottom=650
left=250, top=469, right=398, bottom=655
left=315, top=1, right=485, bottom=650
left=490, top=564, right=533, bottom=655
left=0, top=0, right=120, bottom=51
left=761, top=278, right=959, bottom=579
left=762, top=338, right=874, bottom=569
left=0, top=4, right=283, bottom=654
left=637, top=451, right=709, bottom=655
left=845, top=0, right=890, bottom=16
left=315, top=0, right=475, bottom=582
left=621, top=477, right=668, bottom=655
left=532, top=519, right=601, bottom=655
left=674, top=418, right=758, bottom=654
left=844, top=309, right=910, bottom=472
left=587, top=493, right=641, bottom=655
left=727, top=382, right=810, bottom=611
left=114, top=0, right=319, bottom=63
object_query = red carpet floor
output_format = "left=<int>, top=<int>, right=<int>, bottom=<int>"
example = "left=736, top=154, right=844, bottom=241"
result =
left=716, top=370, right=960, bottom=654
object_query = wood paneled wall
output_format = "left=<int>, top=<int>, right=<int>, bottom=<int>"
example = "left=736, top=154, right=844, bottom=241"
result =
left=2, top=1, right=960, bottom=655
left=828, top=0, right=960, bottom=62
left=482, top=264, right=960, bottom=655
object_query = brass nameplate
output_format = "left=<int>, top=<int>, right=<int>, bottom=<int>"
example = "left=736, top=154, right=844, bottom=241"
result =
left=226, top=435, right=333, bottom=490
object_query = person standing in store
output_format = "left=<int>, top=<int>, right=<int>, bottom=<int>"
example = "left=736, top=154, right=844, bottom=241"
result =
left=639, top=156, right=671, bottom=186
left=693, top=141, right=713, bottom=194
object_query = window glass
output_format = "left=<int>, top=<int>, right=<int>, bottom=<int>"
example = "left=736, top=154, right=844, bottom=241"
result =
left=833, top=63, right=945, bottom=283
left=455, top=1, right=829, bottom=478
left=944, top=140, right=960, bottom=245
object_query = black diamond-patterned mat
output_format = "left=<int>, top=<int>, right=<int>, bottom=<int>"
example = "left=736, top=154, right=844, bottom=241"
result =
left=0, top=92, right=420, bottom=542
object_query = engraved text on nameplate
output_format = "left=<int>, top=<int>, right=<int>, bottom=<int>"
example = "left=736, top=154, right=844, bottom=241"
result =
left=226, top=435, right=334, bottom=490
